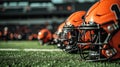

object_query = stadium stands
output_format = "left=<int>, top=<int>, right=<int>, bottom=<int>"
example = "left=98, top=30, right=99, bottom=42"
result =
left=0, top=0, right=96, bottom=41
left=0, top=23, right=59, bottom=40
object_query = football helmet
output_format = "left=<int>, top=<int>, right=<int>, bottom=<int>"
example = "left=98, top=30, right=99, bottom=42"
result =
left=38, top=28, right=52, bottom=45
left=53, top=22, right=66, bottom=48
left=78, top=0, right=120, bottom=61
left=62, top=11, right=86, bottom=53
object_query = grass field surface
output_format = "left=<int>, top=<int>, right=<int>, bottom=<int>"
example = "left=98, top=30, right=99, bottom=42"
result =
left=0, top=41, right=56, bottom=49
left=0, top=51, right=119, bottom=67
left=0, top=41, right=120, bottom=67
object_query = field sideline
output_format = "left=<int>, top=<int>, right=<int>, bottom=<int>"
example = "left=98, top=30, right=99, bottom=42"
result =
left=0, top=48, right=62, bottom=51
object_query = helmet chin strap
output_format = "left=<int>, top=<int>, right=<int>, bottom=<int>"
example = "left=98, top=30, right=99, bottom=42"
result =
left=103, top=20, right=120, bottom=44
left=104, top=33, right=111, bottom=44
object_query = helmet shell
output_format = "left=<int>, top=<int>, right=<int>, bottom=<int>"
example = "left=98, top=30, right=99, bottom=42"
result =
left=66, top=11, right=86, bottom=27
left=85, top=0, right=120, bottom=25
left=38, top=29, right=52, bottom=43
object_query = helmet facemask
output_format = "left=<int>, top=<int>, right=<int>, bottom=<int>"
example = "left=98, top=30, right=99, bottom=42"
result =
left=78, top=21, right=119, bottom=61
left=61, top=24, right=79, bottom=53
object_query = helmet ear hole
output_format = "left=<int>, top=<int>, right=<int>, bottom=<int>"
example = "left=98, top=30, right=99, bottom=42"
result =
left=118, top=44, right=120, bottom=48
left=82, top=15, right=85, bottom=19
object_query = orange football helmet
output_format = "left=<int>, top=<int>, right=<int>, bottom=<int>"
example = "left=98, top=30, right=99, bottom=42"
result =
left=38, top=28, right=52, bottom=45
left=53, top=22, right=66, bottom=48
left=62, top=11, right=86, bottom=53
left=78, top=0, right=120, bottom=61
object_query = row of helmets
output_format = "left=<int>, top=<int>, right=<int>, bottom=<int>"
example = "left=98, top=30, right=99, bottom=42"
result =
left=38, top=0, right=120, bottom=61
left=56, top=0, right=120, bottom=61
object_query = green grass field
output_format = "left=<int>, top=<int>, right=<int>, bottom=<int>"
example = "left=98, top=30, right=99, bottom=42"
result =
left=0, top=41, right=120, bottom=67
left=0, top=41, right=56, bottom=49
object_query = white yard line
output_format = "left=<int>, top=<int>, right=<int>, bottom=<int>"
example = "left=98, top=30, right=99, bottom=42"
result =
left=0, top=48, right=62, bottom=52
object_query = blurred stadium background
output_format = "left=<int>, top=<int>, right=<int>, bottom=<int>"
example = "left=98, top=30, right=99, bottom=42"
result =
left=0, top=0, right=97, bottom=41
left=1, top=0, right=120, bottom=66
